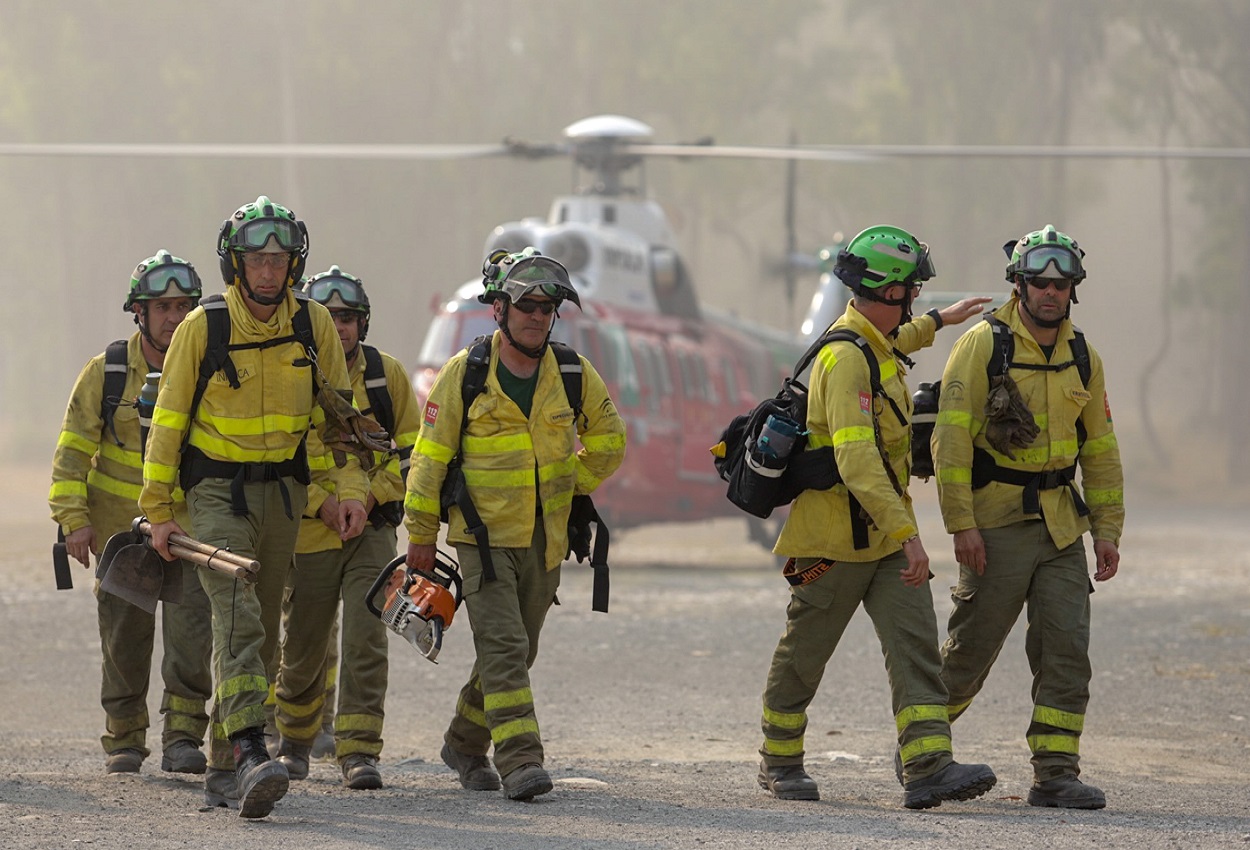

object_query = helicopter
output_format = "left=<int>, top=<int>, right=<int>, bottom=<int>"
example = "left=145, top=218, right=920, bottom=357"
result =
left=6, top=118, right=1248, bottom=548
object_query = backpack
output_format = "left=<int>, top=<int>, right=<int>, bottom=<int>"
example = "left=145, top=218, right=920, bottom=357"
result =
left=911, top=314, right=1093, bottom=517
left=439, top=335, right=609, bottom=611
left=360, top=343, right=408, bottom=528
left=712, top=327, right=906, bottom=551
left=100, top=339, right=130, bottom=448
left=178, top=291, right=318, bottom=506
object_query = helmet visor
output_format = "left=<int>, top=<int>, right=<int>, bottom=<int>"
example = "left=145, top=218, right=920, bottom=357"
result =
left=230, top=218, right=305, bottom=252
left=1018, top=245, right=1082, bottom=278
left=307, top=275, right=368, bottom=310
left=135, top=263, right=201, bottom=299
left=500, top=256, right=579, bottom=304
left=910, top=242, right=936, bottom=283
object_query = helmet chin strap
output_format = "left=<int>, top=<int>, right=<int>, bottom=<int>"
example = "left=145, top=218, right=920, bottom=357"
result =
left=498, top=303, right=550, bottom=360
left=135, top=305, right=169, bottom=354
left=853, top=282, right=915, bottom=331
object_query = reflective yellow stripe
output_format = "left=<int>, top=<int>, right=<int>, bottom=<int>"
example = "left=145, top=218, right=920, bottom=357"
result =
left=899, top=734, right=952, bottom=763
left=203, top=412, right=309, bottom=437
left=807, top=434, right=833, bottom=448
left=1083, top=488, right=1123, bottom=507
left=574, top=463, right=601, bottom=492
left=582, top=432, right=626, bottom=452
left=1082, top=432, right=1118, bottom=456
left=1033, top=705, right=1085, bottom=732
left=1034, top=413, right=1050, bottom=430
left=166, top=693, right=205, bottom=715
left=337, top=738, right=382, bottom=758
left=277, top=696, right=324, bottom=720
left=144, top=460, right=179, bottom=485
left=832, top=426, right=875, bottom=446
left=405, top=492, right=440, bottom=514
left=948, top=699, right=972, bottom=719
left=1028, top=734, right=1079, bottom=754
left=538, top=456, right=577, bottom=482
left=817, top=347, right=839, bottom=371
left=936, top=409, right=973, bottom=430
left=879, top=359, right=898, bottom=382
left=57, top=430, right=98, bottom=456
left=938, top=467, right=972, bottom=485
left=895, top=704, right=949, bottom=733
left=98, top=441, right=142, bottom=468
left=763, top=706, right=806, bottom=730
left=415, top=437, right=455, bottom=464
left=544, top=489, right=573, bottom=513
left=187, top=429, right=304, bottom=462
left=164, top=714, right=204, bottom=735
left=490, top=718, right=540, bottom=744
left=337, top=713, right=383, bottom=734
left=483, top=687, right=534, bottom=712
left=762, top=736, right=804, bottom=757
left=464, top=432, right=532, bottom=453
left=221, top=704, right=266, bottom=738
left=87, top=469, right=143, bottom=500
left=216, top=674, right=268, bottom=701
left=153, top=408, right=189, bottom=430
left=463, top=467, right=534, bottom=487
left=456, top=696, right=487, bottom=728
left=308, top=453, right=335, bottom=471
left=394, top=429, right=420, bottom=449
left=49, top=480, right=88, bottom=499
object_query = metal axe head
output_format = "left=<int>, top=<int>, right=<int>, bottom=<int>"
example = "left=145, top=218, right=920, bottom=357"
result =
left=98, top=542, right=166, bottom=614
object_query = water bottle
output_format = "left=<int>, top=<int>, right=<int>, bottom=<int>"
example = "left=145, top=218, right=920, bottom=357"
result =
left=756, top=414, right=800, bottom=461
left=138, top=371, right=161, bottom=453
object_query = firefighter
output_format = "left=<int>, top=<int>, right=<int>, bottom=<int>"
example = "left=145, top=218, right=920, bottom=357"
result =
left=139, top=196, right=370, bottom=818
left=404, top=248, right=626, bottom=801
left=50, top=251, right=213, bottom=776
left=933, top=225, right=1124, bottom=809
left=274, top=266, right=421, bottom=790
left=756, top=225, right=996, bottom=810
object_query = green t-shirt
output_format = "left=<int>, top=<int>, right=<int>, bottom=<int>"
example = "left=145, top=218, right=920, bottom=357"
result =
left=496, top=359, right=539, bottom=419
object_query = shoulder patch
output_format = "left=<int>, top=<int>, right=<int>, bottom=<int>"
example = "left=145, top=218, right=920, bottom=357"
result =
left=424, top=401, right=439, bottom=427
left=859, top=391, right=871, bottom=415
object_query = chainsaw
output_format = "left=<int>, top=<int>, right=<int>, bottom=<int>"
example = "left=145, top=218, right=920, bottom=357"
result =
left=365, top=552, right=463, bottom=663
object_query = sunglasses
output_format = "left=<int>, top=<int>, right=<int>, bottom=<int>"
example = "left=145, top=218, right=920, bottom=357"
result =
left=135, top=263, right=201, bottom=298
left=307, top=276, right=368, bottom=309
left=230, top=218, right=305, bottom=252
left=1023, top=275, right=1074, bottom=292
left=511, top=298, right=559, bottom=315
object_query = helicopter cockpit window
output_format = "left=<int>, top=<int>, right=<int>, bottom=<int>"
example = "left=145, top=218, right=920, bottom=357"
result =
left=598, top=322, right=639, bottom=408
left=720, top=357, right=739, bottom=407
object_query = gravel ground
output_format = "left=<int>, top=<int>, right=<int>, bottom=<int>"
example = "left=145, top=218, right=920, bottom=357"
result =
left=3, top=463, right=1248, bottom=849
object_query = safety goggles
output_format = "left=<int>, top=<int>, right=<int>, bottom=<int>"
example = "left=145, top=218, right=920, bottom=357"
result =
left=908, top=242, right=936, bottom=283
left=229, top=217, right=306, bottom=252
left=307, top=275, right=368, bottom=310
left=134, top=263, right=201, bottom=298
left=500, top=256, right=579, bottom=305
left=511, top=298, right=559, bottom=315
left=1016, top=245, right=1083, bottom=279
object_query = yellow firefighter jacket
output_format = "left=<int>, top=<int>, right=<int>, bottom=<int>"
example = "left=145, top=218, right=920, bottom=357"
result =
left=774, top=303, right=939, bottom=561
left=297, top=346, right=421, bottom=554
left=933, top=296, right=1124, bottom=549
left=404, top=331, right=627, bottom=570
left=139, top=286, right=369, bottom=524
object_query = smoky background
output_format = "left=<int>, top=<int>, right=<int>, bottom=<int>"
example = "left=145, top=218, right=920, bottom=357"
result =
left=2, top=0, right=1246, bottom=503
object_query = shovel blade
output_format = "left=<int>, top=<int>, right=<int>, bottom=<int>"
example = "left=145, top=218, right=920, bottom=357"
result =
left=99, top=543, right=164, bottom=614
left=96, top=528, right=145, bottom=581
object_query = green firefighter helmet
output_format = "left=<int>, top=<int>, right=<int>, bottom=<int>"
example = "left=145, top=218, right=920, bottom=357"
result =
left=1003, top=224, right=1086, bottom=282
left=302, top=265, right=371, bottom=339
left=479, top=246, right=581, bottom=308
left=833, top=225, right=935, bottom=290
left=124, top=249, right=203, bottom=311
left=216, top=194, right=309, bottom=285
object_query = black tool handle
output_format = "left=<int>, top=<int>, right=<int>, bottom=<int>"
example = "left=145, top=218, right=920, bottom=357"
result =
left=53, top=526, right=73, bottom=590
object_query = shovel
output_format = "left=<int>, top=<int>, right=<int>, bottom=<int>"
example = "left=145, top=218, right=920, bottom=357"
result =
left=97, top=528, right=183, bottom=614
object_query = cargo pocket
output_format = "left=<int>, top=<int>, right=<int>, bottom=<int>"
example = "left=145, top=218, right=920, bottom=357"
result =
left=949, top=584, right=977, bottom=607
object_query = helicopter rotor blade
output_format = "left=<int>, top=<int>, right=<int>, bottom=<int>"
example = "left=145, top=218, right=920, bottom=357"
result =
left=623, top=142, right=1250, bottom=162
left=0, top=142, right=514, bottom=160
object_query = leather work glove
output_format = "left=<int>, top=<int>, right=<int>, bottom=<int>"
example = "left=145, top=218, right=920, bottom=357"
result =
left=317, top=386, right=391, bottom=471
left=983, top=374, right=1040, bottom=460
left=565, top=494, right=594, bottom=563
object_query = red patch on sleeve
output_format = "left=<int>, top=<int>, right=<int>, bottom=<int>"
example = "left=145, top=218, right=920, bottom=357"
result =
left=859, top=391, right=872, bottom=414
left=1104, top=392, right=1112, bottom=422
left=424, top=402, right=439, bottom=427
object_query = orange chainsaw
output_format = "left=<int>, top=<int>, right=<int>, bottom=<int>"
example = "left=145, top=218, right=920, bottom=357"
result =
left=365, top=552, right=463, bottom=663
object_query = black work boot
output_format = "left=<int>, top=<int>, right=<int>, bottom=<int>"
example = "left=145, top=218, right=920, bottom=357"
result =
left=903, top=760, right=996, bottom=810
left=441, top=742, right=502, bottom=791
left=758, top=761, right=820, bottom=801
left=231, top=728, right=289, bottom=819
left=104, top=748, right=144, bottom=774
left=341, top=754, right=383, bottom=790
left=1028, top=775, right=1106, bottom=809
left=275, top=738, right=311, bottom=781
left=161, top=740, right=207, bottom=774
left=501, top=763, right=553, bottom=801
left=204, top=767, right=239, bottom=809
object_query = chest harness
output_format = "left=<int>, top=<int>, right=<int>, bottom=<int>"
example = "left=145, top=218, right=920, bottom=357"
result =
left=973, top=315, right=1092, bottom=517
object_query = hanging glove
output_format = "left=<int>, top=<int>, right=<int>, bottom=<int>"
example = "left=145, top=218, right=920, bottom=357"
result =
left=983, top=374, right=1040, bottom=460
left=316, top=386, right=391, bottom=471
left=565, top=495, right=595, bottom=563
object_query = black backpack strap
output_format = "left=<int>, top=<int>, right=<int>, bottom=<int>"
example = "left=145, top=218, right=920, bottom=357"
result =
left=100, top=339, right=130, bottom=447
left=187, top=295, right=235, bottom=442
left=360, top=344, right=394, bottom=435
left=549, top=341, right=584, bottom=426
left=441, top=336, right=495, bottom=581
